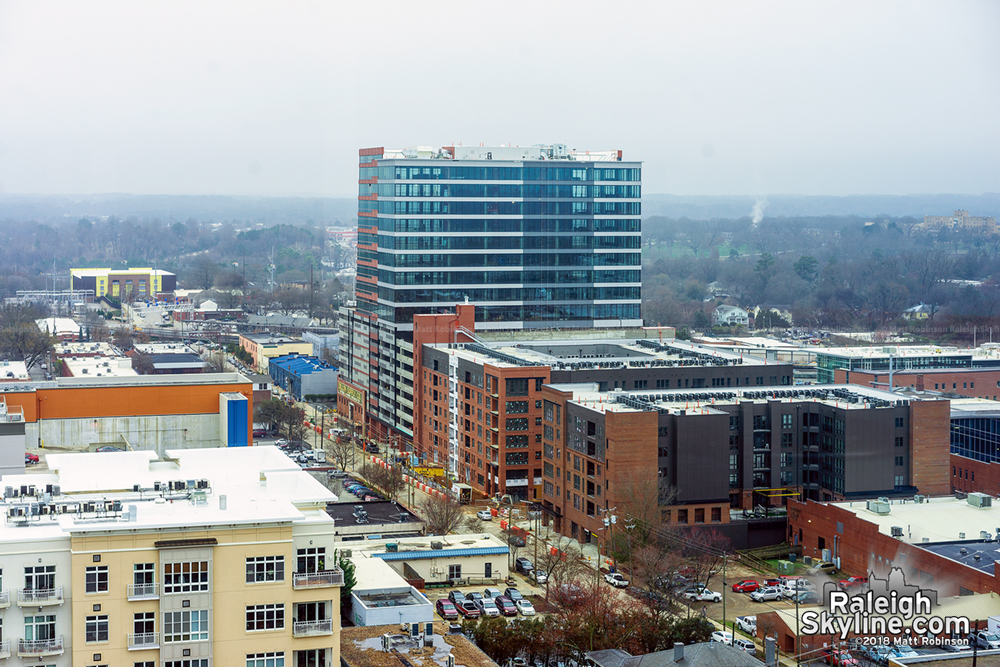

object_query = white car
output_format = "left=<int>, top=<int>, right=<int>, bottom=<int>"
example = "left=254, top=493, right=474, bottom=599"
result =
left=750, top=587, right=783, bottom=602
left=531, top=569, right=548, bottom=585
left=605, top=573, right=630, bottom=588
left=475, top=598, right=501, bottom=617
left=736, top=615, right=757, bottom=634
left=686, top=589, right=722, bottom=602
left=733, top=638, right=756, bottom=655
left=711, top=631, right=733, bottom=645
left=780, top=579, right=816, bottom=599
left=515, top=599, right=535, bottom=616
left=477, top=509, right=493, bottom=521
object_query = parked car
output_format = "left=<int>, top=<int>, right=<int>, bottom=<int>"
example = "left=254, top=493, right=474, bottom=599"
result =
left=515, top=557, right=534, bottom=575
left=686, top=589, right=722, bottom=603
left=889, top=644, right=918, bottom=660
left=750, top=587, right=783, bottom=602
left=838, top=576, right=868, bottom=591
left=969, top=630, right=1000, bottom=649
left=711, top=631, right=733, bottom=645
left=732, top=579, right=760, bottom=593
left=941, top=639, right=971, bottom=652
left=504, top=587, right=523, bottom=602
left=830, top=650, right=861, bottom=667
left=861, top=645, right=892, bottom=665
left=494, top=596, right=517, bottom=616
left=735, top=615, right=757, bottom=634
left=531, top=569, right=548, bottom=585
left=808, top=561, right=837, bottom=575
left=96, top=445, right=123, bottom=452
left=733, top=638, right=756, bottom=655
left=436, top=599, right=459, bottom=620
left=477, top=509, right=493, bottom=521
left=794, top=590, right=820, bottom=604
left=467, top=591, right=483, bottom=603
left=474, top=597, right=500, bottom=617
left=554, top=583, right=585, bottom=605
left=605, top=572, right=630, bottom=588
left=515, top=598, right=535, bottom=616
left=763, top=578, right=782, bottom=588
left=25, top=452, right=39, bottom=464
left=483, top=587, right=503, bottom=599
left=275, top=439, right=288, bottom=447
left=447, top=590, right=467, bottom=605
left=508, top=534, right=527, bottom=548
left=456, top=600, right=481, bottom=619
left=781, top=579, right=817, bottom=598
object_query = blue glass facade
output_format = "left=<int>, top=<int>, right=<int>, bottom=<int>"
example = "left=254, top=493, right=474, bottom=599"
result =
left=951, top=415, right=1000, bottom=463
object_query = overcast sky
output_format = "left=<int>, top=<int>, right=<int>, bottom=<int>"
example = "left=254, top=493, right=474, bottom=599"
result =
left=0, top=1, right=997, bottom=198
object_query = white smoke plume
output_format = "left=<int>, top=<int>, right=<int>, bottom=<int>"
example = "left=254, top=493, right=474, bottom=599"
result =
left=751, top=197, right=769, bottom=226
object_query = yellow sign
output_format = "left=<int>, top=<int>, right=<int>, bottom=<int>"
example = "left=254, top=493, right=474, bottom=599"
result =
left=338, top=379, right=364, bottom=405
left=413, top=465, right=445, bottom=479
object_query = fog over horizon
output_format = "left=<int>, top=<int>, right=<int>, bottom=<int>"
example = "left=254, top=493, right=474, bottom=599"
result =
left=0, top=1, right=997, bottom=199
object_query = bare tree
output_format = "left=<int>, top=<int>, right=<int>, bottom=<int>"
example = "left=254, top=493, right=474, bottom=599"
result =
left=0, top=324, right=55, bottom=370
left=328, top=433, right=355, bottom=471
left=537, top=535, right=587, bottom=601
left=417, top=494, right=466, bottom=535
left=359, top=462, right=405, bottom=502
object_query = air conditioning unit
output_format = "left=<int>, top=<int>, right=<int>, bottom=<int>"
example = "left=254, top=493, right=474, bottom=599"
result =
left=891, top=526, right=904, bottom=537
left=866, top=500, right=891, bottom=515
left=968, top=492, right=992, bottom=509
left=913, top=495, right=925, bottom=503
left=430, top=541, right=444, bottom=550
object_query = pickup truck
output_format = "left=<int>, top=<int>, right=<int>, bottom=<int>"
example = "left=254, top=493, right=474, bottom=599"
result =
left=605, top=573, right=630, bottom=588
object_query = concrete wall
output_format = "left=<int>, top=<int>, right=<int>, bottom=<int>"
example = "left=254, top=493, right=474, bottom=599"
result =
left=351, top=587, right=432, bottom=627
left=29, top=414, right=223, bottom=455
left=378, top=553, right=509, bottom=585
left=0, top=422, right=26, bottom=476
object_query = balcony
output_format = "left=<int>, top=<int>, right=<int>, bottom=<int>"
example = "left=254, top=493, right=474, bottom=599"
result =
left=292, top=569, right=344, bottom=589
left=17, top=587, right=63, bottom=607
left=293, top=619, right=333, bottom=637
left=127, top=582, right=159, bottom=600
left=17, top=636, right=63, bottom=657
left=128, top=632, right=160, bottom=650
left=0, top=589, right=9, bottom=608
left=0, top=639, right=9, bottom=660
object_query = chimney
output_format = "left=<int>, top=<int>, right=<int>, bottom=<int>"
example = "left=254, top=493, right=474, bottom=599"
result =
left=916, top=374, right=925, bottom=392
left=674, top=642, right=684, bottom=661
left=765, top=636, right=777, bottom=667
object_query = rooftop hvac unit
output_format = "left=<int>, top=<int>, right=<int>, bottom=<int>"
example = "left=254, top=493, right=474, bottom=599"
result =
left=981, top=531, right=992, bottom=540
left=153, top=481, right=162, bottom=491
left=866, top=500, right=891, bottom=515
left=133, top=484, right=141, bottom=492
left=922, top=537, right=930, bottom=543
left=430, top=541, right=444, bottom=550
left=385, top=543, right=398, bottom=552
left=3, top=486, right=11, bottom=499
left=968, top=492, right=992, bottom=509
left=52, top=485, right=59, bottom=496
left=960, top=532, right=966, bottom=539
left=914, top=494, right=926, bottom=503
left=891, top=526, right=904, bottom=537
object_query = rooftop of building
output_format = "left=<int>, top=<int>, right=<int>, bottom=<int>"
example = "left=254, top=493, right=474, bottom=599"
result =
left=349, top=533, right=508, bottom=561
left=64, top=356, right=138, bottom=378
left=0, top=361, right=30, bottom=382
left=830, top=495, right=1000, bottom=547
left=35, top=316, right=81, bottom=335
left=553, top=383, right=914, bottom=416
left=432, top=338, right=770, bottom=371
left=53, top=341, right=121, bottom=357
left=817, top=344, right=1000, bottom=360
left=147, top=353, right=207, bottom=370
left=0, top=371, right=249, bottom=393
left=269, top=353, right=337, bottom=374
left=949, top=397, right=1000, bottom=418
left=134, top=342, right=198, bottom=355
left=340, top=623, right=499, bottom=667
left=245, top=314, right=312, bottom=328
left=587, top=642, right=765, bottom=667
left=70, top=267, right=175, bottom=276
left=241, top=332, right=305, bottom=344
left=375, top=143, right=626, bottom=163
left=0, top=446, right=335, bottom=540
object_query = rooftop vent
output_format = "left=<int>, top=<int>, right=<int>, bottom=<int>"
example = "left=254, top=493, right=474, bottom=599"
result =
left=866, top=500, right=891, bottom=515
left=891, top=526, right=904, bottom=537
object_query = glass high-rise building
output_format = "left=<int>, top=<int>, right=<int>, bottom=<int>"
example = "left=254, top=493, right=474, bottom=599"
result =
left=339, top=144, right=642, bottom=447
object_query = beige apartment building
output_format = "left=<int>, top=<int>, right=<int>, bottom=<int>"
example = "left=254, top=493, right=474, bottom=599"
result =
left=0, top=446, right=342, bottom=667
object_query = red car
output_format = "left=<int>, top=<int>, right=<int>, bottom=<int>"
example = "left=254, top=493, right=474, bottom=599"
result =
left=25, top=452, right=39, bottom=464
left=763, top=578, right=782, bottom=588
left=494, top=595, right=518, bottom=616
left=456, top=600, right=481, bottom=619
left=435, top=599, right=459, bottom=620
left=838, top=576, right=868, bottom=591
left=831, top=650, right=860, bottom=667
left=732, top=579, right=760, bottom=593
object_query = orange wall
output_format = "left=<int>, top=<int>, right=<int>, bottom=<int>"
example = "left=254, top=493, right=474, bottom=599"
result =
left=2, top=383, right=254, bottom=443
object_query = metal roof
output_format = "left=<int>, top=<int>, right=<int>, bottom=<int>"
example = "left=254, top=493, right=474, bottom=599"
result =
left=372, top=546, right=509, bottom=561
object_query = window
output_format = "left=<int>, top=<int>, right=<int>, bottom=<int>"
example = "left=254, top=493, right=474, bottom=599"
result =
left=86, top=566, right=109, bottom=593
left=85, top=615, right=109, bottom=642
left=895, top=417, right=904, bottom=427
left=25, top=564, right=55, bottom=591
left=164, top=610, right=209, bottom=642
left=246, top=603, right=285, bottom=631
left=895, top=436, right=904, bottom=447
left=296, top=547, right=326, bottom=574
left=894, top=475, right=905, bottom=487
left=163, top=561, right=209, bottom=593
left=448, top=564, right=461, bottom=580
left=134, top=611, right=155, bottom=637
left=165, top=661, right=209, bottom=667
left=136, top=662, right=156, bottom=667
left=295, top=650, right=325, bottom=667
left=781, top=414, right=793, bottom=428
left=248, top=653, right=286, bottom=667
left=133, top=563, right=154, bottom=586
left=24, top=614, right=56, bottom=641
left=246, top=556, right=284, bottom=583
left=895, top=456, right=904, bottom=466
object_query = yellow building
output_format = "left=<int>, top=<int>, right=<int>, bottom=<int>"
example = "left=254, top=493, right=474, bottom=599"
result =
left=0, top=446, right=342, bottom=667
left=71, top=268, right=177, bottom=300
left=239, top=334, right=313, bottom=373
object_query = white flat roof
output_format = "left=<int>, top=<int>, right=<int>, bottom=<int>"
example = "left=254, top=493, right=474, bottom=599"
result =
left=836, top=495, right=1000, bottom=545
left=0, top=447, right=336, bottom=539
left=350, top=556, right=411, bottom=591
left=54, top=342, right=121, bottom=358
left=0, top=361, right=30, bottom=381
left=65, top=357, right=137, bottom=378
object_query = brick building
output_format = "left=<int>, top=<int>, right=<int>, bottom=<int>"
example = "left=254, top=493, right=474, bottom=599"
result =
left=817, top=344, right=1000, bottom=385
left=837, top=367, right=1000, bottom=400
left=788, top=495, right=1000, bottom=597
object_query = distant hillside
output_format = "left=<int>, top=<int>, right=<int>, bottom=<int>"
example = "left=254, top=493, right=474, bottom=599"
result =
left=643, top=193, right=1000, bottom=220
left=0, top=194, right=358, bottom=225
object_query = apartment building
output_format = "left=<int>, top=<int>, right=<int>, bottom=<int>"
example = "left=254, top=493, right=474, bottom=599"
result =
left=0, top=446, right=342, bottom=667
left=238, top=334, right=313, bottom=374
left=340, top=143, right=642, bottom=452
left=817, top=344, right=1000, bottom=384
left=70, top=268, right=176, bottom=301
left=531, top=384, right=950, bottom=551
left=410, top=306, right=791, bottom=499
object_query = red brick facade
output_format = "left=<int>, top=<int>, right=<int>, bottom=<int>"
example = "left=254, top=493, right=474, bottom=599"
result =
left=837, top=367, right=1000, bottom=400
left=909, top=399, right=951, bottom=495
